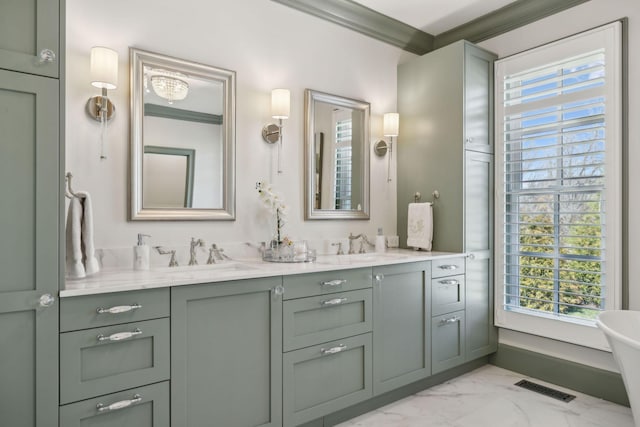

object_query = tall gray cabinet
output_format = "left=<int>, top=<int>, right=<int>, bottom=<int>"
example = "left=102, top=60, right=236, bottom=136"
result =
left=397, top=40, right=497, bottom=363
left=0, top=1, right=61, bottom=426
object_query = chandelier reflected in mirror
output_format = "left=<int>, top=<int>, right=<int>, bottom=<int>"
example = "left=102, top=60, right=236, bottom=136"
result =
left=150, top=74, right=189, bottom=104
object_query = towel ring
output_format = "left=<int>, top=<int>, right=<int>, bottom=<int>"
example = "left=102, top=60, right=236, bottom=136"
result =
left=65, top=172, right=80, bottom=199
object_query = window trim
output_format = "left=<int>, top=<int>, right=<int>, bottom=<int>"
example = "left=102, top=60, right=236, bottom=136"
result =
left=494, top=21, right=623, bottom=350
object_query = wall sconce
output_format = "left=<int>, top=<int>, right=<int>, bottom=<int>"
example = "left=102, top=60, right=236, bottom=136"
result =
left=374, top=113, right=399, bottom=182
left=86, top=46, right=118, bottom=160
left=262, top=88, right=290, bottom=174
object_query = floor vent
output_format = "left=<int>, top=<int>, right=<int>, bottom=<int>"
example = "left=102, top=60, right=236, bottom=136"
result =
left=515, top=379, right=576, bottom=402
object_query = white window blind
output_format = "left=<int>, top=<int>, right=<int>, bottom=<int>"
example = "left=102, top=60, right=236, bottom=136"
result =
left=503, top=49, right=606, bottom=320
left=495, top=22, right=622, bottom=348
left=335, top=118, right=352, bottom=210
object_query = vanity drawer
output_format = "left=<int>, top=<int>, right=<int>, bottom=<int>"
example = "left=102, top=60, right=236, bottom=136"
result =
left=283, top=268, right=372, bottom=300
left=60, top=288, right=170, bottom=332
left=60, top=318, right=170, bottom=404
left=431, top=257, right=466, bottom=278
left=283, top=288, right=372, bottom=352
left=431, top=274, right=465, bottom=316
left=59, top=381, right=169, bottom=427
left=431, top=310, right=466, bottom=374
left=283, top=333, right=372, bottom=427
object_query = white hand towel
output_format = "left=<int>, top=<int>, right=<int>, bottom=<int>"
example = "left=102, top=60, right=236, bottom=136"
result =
left=407, top=202, right=433, bottom=251
left=78, top=191, right=100, bottom=275
left=65, top=191, right=100, bottom=278
left=66, top=196, right=86, bottom=279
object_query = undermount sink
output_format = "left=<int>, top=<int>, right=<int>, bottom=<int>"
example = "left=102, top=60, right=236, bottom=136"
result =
left=151, top=262, right=258, bottom=274
left=315, top=252, right=410, bottom=265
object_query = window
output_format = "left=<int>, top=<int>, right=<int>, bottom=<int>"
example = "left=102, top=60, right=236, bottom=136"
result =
left=495, top=22, right=622, bottom=349
left=334, top=115, right=353, bottom=210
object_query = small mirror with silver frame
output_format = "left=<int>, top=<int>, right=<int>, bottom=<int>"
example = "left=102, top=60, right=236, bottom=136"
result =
left=304, top=89, right=370, bottom=220
left=130, top=48, right=236, bottom=220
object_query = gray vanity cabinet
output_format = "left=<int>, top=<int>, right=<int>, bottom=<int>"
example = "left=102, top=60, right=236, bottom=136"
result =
left=171, top=277, right=283, bottom=427
left=372, top=261, right=431, bottom=395
left=397, top=40, right=497, bottom=367
left=0, top=0, right=60, bottom=77
left=0, top=69, right=59, bottom=427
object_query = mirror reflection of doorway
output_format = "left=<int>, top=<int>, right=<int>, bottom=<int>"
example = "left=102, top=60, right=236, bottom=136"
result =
left=143, top=146, right=195, bottom=208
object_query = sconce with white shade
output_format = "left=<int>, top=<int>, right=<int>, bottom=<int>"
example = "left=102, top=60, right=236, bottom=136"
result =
left=86, top=46, right=118, bottom=160
left=374, top=112, right=399, bottom=182
left=262, top=88, right=290, bottom=174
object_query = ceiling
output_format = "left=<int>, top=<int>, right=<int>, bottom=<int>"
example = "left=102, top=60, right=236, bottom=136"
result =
left=352, top=0, right=521, bottom=35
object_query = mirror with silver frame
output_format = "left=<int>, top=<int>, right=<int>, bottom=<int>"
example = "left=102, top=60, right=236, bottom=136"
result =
left=130, top=48, right=235, bottom=220
left=304, top=89, right=370, bottom=220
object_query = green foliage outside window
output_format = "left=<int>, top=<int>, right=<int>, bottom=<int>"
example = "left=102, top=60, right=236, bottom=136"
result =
left=515, top=202, right=604, bottom=319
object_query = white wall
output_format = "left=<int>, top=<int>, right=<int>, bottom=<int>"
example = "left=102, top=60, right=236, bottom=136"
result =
left=478, top=0, right=639, bottom=372
left=65, top=0, right=407, bottom=252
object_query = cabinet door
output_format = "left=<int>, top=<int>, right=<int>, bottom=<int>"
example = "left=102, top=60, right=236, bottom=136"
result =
left=373, top=262, right=431, bottom=395
left=432, top=311, right=466, bottom=374
left=0, top=69, right=59, bottom=427
left=465, top=151, right=493, bottom=253
left=171, top=277, right=283, bottom=427
left=283, top=288, right=372, bottom=352
left=466, top=253, right=497, bottom=360
left=283, top=333, right=372, bottom=427
left=59, top=381, right=169, bottom=427
left=464, top=44, right=496, bottom=153
left=464, top=150, right=497, bottom=359
left=0, top=0, right=59, bottom=77
left=60, top=318, right=170, bottom=404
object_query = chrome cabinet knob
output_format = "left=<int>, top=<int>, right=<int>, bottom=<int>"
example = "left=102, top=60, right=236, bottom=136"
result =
left=375, top=273, right=384, bottom=282
left=39, top=293, right=55, bottom=308
left=38, top=49, right=56, bottom=63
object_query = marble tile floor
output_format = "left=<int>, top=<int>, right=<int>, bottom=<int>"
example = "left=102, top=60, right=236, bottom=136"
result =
left=336, top=365, right=634, bottom=427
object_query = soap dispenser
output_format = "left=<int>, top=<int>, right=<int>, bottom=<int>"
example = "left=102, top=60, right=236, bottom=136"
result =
left=375, top=228, right=386, bottom=253
left=134, top=233, right=151, bottom=270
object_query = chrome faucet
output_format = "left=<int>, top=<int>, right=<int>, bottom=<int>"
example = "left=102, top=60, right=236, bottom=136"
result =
left=212, top=244, right=229, bottom=260
left=206, top=243, right=228, bottom=264
left=332, top=242, right=344, bottom=255
left=154, top=246, right=178, bottom=267
left=206, top=245, right=218, bottom=264
left=189, top=238, right=206, bottom=266
left=348, top=233, right=363, bottom=254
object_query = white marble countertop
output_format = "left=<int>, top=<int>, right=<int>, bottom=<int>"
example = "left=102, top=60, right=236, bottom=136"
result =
left=61, top=249, right=464, bottom=297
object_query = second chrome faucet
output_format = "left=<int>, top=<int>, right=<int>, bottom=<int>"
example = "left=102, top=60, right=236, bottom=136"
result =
left=189, top=238, right=206, bottom=265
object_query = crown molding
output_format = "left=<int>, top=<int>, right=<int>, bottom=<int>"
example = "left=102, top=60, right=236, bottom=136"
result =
left=271, top=0, right=434, bottom=55
left=271, top=0, right=591, bottom=55
left=433, top=0, right=592, bottom=49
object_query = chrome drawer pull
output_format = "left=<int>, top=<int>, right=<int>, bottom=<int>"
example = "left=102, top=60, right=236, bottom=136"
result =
left=97, top=328, right=142, bottom=342
left=438, top=279, right=459, bottom=286
left=97, top=303, right=142, bottom=314
left=320, top=297, right=348, bottom=306
left=320, top=344, right=347, bottom=355
left=438, top=264, right=459, bottom=270
left=96, top=394, right=142, bottom=413
left=439, top=316, right=461, bottom=326
left=320, top=279, right=347, bottom=287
